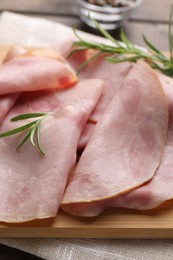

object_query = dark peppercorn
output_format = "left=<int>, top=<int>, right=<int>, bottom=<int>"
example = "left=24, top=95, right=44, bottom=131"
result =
left=86, top=0, right=137, bottom=7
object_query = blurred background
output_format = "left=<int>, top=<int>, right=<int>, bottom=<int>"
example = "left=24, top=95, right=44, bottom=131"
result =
left=0, top=0, right=171, bottom=54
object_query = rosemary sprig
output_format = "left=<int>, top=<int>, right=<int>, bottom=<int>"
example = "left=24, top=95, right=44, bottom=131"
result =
left=70, top=9, right=173, bottom=77
left=0, top=112, right=49, bottom=155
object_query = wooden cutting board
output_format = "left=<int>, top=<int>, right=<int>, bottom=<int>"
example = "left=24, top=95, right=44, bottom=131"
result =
left=1, top=204, right=173, bottom=238
left=0, top=45, right=173, bottom=238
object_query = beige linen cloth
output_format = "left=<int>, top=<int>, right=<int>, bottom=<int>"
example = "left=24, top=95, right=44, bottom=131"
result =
left=0, top=11, right=173, bottom=260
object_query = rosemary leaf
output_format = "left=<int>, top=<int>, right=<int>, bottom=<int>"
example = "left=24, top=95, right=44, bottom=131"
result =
left=89, top=14, right=118, bottom=46
left=36, top=124, right=45, bottom=156
left=0, top=113, right=48, bottom=155
left=16, top=131, right=31, bottom=150
left=105, top=54, right=148, bottom=63
left=70, top=6, right=173, bottom=77
left=29, top=124, right=38, bottom=147
left=119, top=29, right=133, bottom=49
left=0, top=121, right=37, bottom=137
left=11, top=112, right=47, bottom=121
left=142, top=35, right=165, bottom=56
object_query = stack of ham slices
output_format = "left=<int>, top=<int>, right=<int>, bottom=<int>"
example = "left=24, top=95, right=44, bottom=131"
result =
left=0, top=43, right=171, bottom=222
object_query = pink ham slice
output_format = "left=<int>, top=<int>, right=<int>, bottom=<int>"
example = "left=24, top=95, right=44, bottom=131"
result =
left=3, top=46, right=26, bottom=63
left=69, top=51, right=132, bottom=149
left=78, top=121, right=95, bottom=150
left=0, top=46, right=77, bottom=124
left=63, top=73, right=173, bottom=216
left=0, top=47, right=23, bottom=125
left=110, top=73, right=173, bottom=211
left=61, top=61, right=168, bottom=208
left=0, top=79, right=103, bottom=223
left=4, top=45, right=66, bottom=63
left=0, top=46, right=71, bottom=124
left=0, top=53, right=77, bottom=95
left=11, top=78, right=104, bottom=115
left=63, top=73, right=173, bottom=217
left=70, top=53, right=132, bottom=122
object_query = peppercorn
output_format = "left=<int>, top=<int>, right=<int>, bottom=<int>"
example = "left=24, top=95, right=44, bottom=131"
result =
left=85, top=0, right=136, bottom=7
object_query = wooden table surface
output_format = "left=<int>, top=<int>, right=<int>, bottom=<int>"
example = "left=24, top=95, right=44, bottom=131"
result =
left=0, top=0, right=171, bottom=259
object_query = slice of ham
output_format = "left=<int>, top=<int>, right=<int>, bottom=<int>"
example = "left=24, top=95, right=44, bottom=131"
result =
left=62, top=72, right=173, bottom=217
left=0, top=45, right=74, bottom=129
left=69, top=51, right=132, bottom=149
left=3, top=46, right=27, bottom=63
left=0, top=47, right=23, bottom=125
left=110, top=72, right=173, bottom=211
left=11, top=78, right=104, bottom=115
left=0, top=79, right=104, bottom=223
left=63, top=73, right=173, bottom=216
left=0, top=51, right=77, bottom=95
left=4, top=45, right=66, bottom=63
left=78, top=121, right=96, bottom=150
left=61, top=61, right=168, bottom=207
left=70, top=51, right=132, bottom=122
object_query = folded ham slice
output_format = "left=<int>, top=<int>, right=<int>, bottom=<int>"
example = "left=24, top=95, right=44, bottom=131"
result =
left=0, top=47, right=22, bottom=125
left=61, top=61, right=168, bottom=208
left=62, top=73, right=170, bottom=218
left=0, top=79, right=104, bottom=223
left=71, top=53, right=132, bottom=122
left=109, top=73, right=173, bottom=211
left=0, top=46, right=72, bottom=124
left=63, top=73, right=173, bottom=216
left=69, top=52, right=132, bottom=149
left=3, top=46, right=26, bottom=63
left=4, top=45, right=66, bottom=63
left=0, top=52, right=77, bottom=95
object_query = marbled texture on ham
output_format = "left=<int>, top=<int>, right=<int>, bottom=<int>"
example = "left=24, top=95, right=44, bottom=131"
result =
left=61, top=61, right=168, bottom=206
left=0, top=79, right=104, bottom=222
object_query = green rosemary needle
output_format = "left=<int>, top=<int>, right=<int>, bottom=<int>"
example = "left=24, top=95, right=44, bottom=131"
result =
left=69, top=8, right=173, bottom=77
left=0, top=112, right=49, bottom=155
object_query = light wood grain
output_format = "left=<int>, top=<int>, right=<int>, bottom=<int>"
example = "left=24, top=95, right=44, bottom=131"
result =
left=0, top=0, right=75, bottom=15
left=123, top=21, right=169, bottom=50
left=130, top=0, right=172, bottom=22
left=1, top=204, right=173, bottom=238
left=0, top=45, right=173, bottom=238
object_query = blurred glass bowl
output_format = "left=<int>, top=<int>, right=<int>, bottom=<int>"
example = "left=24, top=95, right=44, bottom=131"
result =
left=75, top=0, right=143, bottom=30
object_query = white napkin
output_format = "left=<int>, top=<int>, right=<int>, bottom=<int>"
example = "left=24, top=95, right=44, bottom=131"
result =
left=0, top=11, right=74, bottom=47
left=0, top=11, right=173, bottom=260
